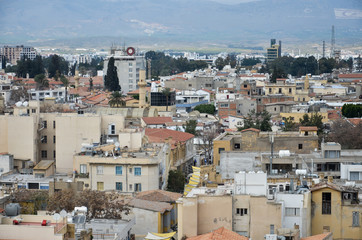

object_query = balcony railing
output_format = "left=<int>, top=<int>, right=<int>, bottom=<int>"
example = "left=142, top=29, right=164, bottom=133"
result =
left=75, top=172, right=89, bottom=178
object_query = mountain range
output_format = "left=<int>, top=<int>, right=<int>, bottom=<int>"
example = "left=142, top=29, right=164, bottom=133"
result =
left=0, top=0, right=361, bottom=49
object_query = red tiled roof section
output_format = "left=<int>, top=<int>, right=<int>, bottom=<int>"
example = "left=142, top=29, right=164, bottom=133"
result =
left=339, top=73, right=362, bottom=78
left=241, top=128, right=260, bottom=133
left=299, top=126, right=318, bottom=131
left=145, top=128, right=194, bottom=144
left=135, top=189, right=182, bottom=202
left=142, top=117, right=173, bottom=125
left=301, top=232, right=332, bottom=240
left=310, top=182, right=343, bottom=192
left=347, top=118, right=362, bottom=126
left=187, top=227, right=248, bottom=240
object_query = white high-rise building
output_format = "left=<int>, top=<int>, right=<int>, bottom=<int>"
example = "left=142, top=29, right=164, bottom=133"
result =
left=103, top=46, right=145, bottom=94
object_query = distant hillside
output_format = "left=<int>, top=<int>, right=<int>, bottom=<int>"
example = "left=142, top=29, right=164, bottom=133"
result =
left=0, top=0, right=361, bottom=48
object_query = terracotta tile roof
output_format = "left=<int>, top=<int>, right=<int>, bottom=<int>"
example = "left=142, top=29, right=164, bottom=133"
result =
left=241, top=128, right=260, bottom=133
left=327, top=110, right=341, bottom=120
left=299, top=126, right=318, bottom=131
left=187, top=227, right=248, bottom=240
left=135, top=190, right=182, bottom=202
left=170, top=77, right=187, bottom=81
left=339, top=73, right=362, bottom=78
left=347, top=118, right=362, bottom=126
left=142, top=117, right=173, bottom=125
left=145, top=128, right=194, bottom=147
left=201, top=88, right=214, bottom=94
left=127, top=198, right=172, bottom=213
left=301, top=232, right=332, bottom=240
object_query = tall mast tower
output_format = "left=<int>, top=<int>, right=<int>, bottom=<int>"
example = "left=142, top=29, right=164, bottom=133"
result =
left=331, top=25, right=335, bottom=57
left=322, top=41, right=325, bottom=58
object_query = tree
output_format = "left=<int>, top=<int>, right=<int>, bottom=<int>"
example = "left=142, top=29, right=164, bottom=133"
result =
left=299, top=113, right=324, bottom=135
left=342, top=104, right=362, bottom=118
left=193, top=104, right=216, bottom=115
left=1, top=55, right=7, bottom=69
left=109, top=91, right=125, bottom=107
left=283, top=117, right=296, bottom=131
left=89, top=77, right=93, bottom=91
left=162, top=88, right=171, bottom=111
left=60, top=75, right=69, bottom=102
left=9, top=87, right=29, bottom=104
left=238, top=110, right=272, bottom=131
left=215, top=57, right=226, bottom=71
left=47, top=189, right=129, bottom=219
left=356, top=55, right=362, bottom=72
left=197, top=124, right=221, bottom=165
left=105, top=57, right=121, bottom=92
left=270, top=65, right=285, bottom=83
left=327, top=119, right=362, bottom=149
left=167, top=170, right=185, bottom=193
left=184, top=120, right=197, bottom=135
left=10, top=189, right=48, bottom=214
left=45, top=54, right=69, bottom=78
left=34, top=74, right=49, bottom=90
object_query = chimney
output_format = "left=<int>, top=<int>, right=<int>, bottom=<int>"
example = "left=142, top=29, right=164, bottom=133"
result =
left=327, top=176, right=333, bottom=183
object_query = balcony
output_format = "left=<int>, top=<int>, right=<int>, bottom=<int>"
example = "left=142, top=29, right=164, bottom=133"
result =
left=75, top=172, right=89, bottom=178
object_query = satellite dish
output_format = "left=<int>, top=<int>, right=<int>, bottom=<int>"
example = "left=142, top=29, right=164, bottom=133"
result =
left=15, top=101, right=22, bottom=107
left=52, top=213, right=61, bottom=221
left=105, top=151, right=109, bottom=157
left=59, top=210, right=67, bottom=218
left=115, top=142, right=120, bottom=148
left=22, top=101, right=28, bottom=107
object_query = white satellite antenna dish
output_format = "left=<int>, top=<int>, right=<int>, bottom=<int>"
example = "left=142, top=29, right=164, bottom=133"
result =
left=22, top=101, right=28, bottom=107
left=59, top=210, right=67, bottom=218
left=15, top=101, right=22, bottom=107
left=105, top=151, right=109, bottom=157
left=53, top=213, right=61, bottom=221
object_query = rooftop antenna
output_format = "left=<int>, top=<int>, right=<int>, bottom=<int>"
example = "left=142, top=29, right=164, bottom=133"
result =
left=331, top=25, right=335, bottom=58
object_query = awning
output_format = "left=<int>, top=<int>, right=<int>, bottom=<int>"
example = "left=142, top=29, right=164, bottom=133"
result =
left=145, top=232, right=176, bottom=240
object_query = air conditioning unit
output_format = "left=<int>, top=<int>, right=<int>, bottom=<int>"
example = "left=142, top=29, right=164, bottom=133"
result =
left=265, top=234, right=277, bottom=240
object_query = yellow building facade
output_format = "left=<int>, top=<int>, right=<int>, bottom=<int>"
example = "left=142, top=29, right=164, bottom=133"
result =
left=311, top=183, right=362, bottom=239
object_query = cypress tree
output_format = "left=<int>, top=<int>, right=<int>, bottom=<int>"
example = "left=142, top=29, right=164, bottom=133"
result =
left=105, top=57, right=121, bottom=92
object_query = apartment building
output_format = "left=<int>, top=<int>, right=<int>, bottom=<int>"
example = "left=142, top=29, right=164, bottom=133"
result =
left=73, top=142, right=170, bottom=192
left=1, top=45, right=37, bottom=65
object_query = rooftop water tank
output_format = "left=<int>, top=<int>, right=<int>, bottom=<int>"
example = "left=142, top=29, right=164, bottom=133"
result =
left=5, top=203, right=21, bottom=216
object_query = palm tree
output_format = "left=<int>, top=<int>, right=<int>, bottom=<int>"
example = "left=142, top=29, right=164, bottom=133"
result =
left=162, top=88, right=171, bottom=111
left=60, top=75, right=69, bottom=102
left=34, top=74, right=49, bottom=90
left=109, top=91, right=125, bottom=108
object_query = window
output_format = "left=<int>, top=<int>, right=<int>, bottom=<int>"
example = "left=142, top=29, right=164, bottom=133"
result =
left=135, top=183, right=142, bottom=192
left=353, top=212, right=360, bottom=227
left=270, top=224, right=274, bottom=234
left=129, top=167, right=132, bottom=173
left=80, top=164, right=87, bottom=174
left=41, top=150, right=47, bottom=158
left=350, top=172, right=360, bottom=181
left=234, top=143, right=240, bottom=149
left=53, top=121, right=56, bottom=128
left=289, top=88, right=292, bottom=93
left=97, top=182, right=104, bottom=191
left=188, top=84, right=192, bottom=87
left=134, top=167, right=141, bottom=176
left=129, top=62, right=133, bottom=67
left=298, top=144, right=303, bottom=150
left=280, top=106, right=283, bottom=112
left=305, top=131, right=309, bottom=136
left=53, top=151, right=56, bottom=159
left=129, top=184, right=133, bottom=190
left=116, top=182, right=123, bottom=191
left=285, top=208, right=300, bottom=216
left=303, top=98, right=305, bottom=101
left=41, top=135, right=47, bottom=143
left=322, top=192, right=331, bottom=214
left=97, top=166, right=103, bottom=175
left=323, top=226, right=330, bottom=232
left=244, top=84, right=247, bottom=88
left=220, top=103, right=229, bottom=108
left=129, top=73, right=133, bottom=78
left=109, top=124, right=115, bottom=135
left=115, top=166, right=123, bottom=175
left=269, top=88, right=272, bottom=93
left=278, top=88, right=282, bottom=94
left=32, top=109, right=36, bottom=113
left=129, top=68, right=133, bottom=72
left=53, top=136, right=56, bottom=143
left=43, top=120, right=47, bottom=128
left=236, top=208, right=248, bottom=216
left=218, top=148, right=225, bottom=154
